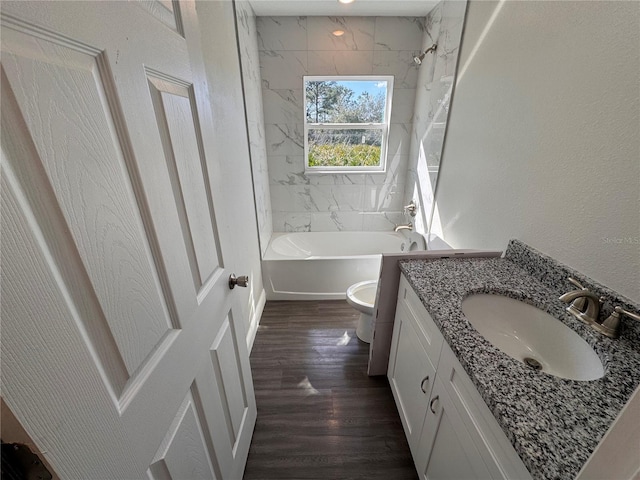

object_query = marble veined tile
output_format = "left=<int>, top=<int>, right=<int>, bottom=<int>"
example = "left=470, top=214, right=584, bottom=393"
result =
left=234, top=1, right=253, bottom=37
left=411, top=111, right=430, bottom=142
left=313, top=184, right=365, bottom=212
left=423, top=2, right=442, bottom=50
left=363, top=183, right=406, bottom=212
left=413, top=123, right=444, bottom=169
left=253, top=156, right=271, bottom=192
left=262, top=88, right=304, bottom=125
left=307, top=17, right=375, bottom=51
left=268, top=155, right=309, bottom=185
left=256, top=17, right=307, bottom=51
left=390, top=89, right=416, bottom=124
left=431, top=49, right=448, bottom=86
left=374, top=17, right=424, bottom=51
left=268, top=155, right=369, bottom=186
left=307, top=51, right=373, bottom=76
left=270, top=184, right=364, bottom=213
left=254, top=177, right=272, bottom=224
left=442, top=0, right=467, bottom=38
left=387, top=123, right=412, bottom=158
left=366, top=155, right=409, bottom=186
left=259, top=50, right=307, bottom=90
left=272, top=212, right=311, bottom=232
left=247, top=120, right=265, bottom=152
left=236, top=1, right=272, bottom=257
left=270, top=184, right=302, bottom=212
left=242, top=74, right=263, bottom=121
left=236, top=9, right=261, bottom=104
left=441, top=1, right=467, bottom=77
left=373, top=51, right=420, bottom=89
left=308, top=172, right=367, bottom=186
left=264, top=124, right=304, bottom=156
left=362, top=211, right=405, bottom=231
left=310, top=212, right=364, bottom=232
left=435, top=27, right=462, bottom=79
left=431, top=79, right=452, bottom=122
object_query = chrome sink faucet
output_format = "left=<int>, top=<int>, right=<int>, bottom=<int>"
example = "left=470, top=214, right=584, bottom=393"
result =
left=559, top=277, right=603, bottom=325
left=559, top=277, right=640, bottom=338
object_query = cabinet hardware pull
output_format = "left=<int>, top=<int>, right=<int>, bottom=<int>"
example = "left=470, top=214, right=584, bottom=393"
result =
left=430, top=395, right=439, bottom=414
left=420, top=376, right=430, bottom=394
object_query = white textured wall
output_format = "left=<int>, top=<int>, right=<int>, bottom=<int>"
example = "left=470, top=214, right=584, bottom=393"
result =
left=257, top=17, right=423, bottom=232
left=434, top=0, right=640, bottom=302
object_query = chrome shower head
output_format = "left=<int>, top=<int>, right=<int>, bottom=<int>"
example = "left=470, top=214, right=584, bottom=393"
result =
left=413, top=44, right=437, bottom=66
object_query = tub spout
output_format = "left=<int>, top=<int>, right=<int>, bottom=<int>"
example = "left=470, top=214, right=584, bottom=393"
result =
left=394, top=222, right=413, bottom=232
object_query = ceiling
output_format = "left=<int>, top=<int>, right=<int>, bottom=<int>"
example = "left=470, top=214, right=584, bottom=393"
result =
left=248, top=0, right=440, bottom=17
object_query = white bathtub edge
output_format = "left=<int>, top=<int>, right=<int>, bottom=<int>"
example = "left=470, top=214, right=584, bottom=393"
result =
left=262, top=231, right=418, bottom=301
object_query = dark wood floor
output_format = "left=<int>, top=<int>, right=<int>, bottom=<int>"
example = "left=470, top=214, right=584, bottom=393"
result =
left=243, top=300, right=417, bottom=480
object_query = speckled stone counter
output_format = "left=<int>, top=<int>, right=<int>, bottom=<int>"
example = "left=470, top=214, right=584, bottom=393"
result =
left=398, top=240, right=640, bottom=480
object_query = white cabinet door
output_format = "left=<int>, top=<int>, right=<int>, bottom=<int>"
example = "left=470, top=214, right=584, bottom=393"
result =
left=438, top=347, right=532, bottom=480
left=416, top=378, right=493, bottom=480
left=388, top=301, right=436, bottom=458
left=1, top=1, right=256, bottom=478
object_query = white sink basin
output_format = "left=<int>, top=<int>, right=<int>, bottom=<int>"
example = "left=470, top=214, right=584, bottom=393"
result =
left=461, top=294, right=604, bottom=381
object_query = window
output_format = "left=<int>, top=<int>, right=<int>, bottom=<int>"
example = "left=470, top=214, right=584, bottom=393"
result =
left=304, top=76, right=394, bottom=173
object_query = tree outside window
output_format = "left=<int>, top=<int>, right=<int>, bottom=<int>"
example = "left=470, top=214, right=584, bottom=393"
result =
left=304, top=76, right=393, bottom=172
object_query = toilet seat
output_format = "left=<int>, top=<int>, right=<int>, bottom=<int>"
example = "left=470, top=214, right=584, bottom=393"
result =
left=346, top=280, right=378, bottom=314
left=346, top=280, right=378, bottom=343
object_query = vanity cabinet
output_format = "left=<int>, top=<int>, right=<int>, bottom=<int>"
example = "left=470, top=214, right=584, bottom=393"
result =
left=389, top=276, right=532, bottom=480
left=388, top=274, right=444, bottom=459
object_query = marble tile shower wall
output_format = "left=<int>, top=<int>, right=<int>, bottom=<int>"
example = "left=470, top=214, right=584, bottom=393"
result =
left=257, top=16, right=425, bottom=232
left=404, top=0, right=467, bottom=235
left=235, top=1, right=273, bottom=256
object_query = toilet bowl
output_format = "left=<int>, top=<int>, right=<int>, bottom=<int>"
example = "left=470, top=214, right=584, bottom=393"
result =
left=346, top=280, right=378, bottom=343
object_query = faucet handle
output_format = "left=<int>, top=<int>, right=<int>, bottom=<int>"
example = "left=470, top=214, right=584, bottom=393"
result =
left=619, top=307, right=640, bottom=322
left=593, top=306, right=640, bottom=339
left=403, top=201, right=417, bottom=217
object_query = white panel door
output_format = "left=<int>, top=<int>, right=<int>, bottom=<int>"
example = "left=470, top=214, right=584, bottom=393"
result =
left=0, top=1, right=256, bottom=478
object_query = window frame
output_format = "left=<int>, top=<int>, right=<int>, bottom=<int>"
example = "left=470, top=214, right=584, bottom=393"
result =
left=303, top=75, right=395, bottom=174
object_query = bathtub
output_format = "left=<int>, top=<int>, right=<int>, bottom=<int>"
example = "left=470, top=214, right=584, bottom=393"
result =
left=262, top=231, right=427, bottom=300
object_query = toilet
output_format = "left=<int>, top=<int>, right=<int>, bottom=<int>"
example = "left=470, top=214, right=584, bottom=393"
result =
left=346, top=280, right=378, bottom=343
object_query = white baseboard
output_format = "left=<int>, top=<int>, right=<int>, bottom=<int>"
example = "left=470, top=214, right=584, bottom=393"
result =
left=246, top=288, right=266, bottom=353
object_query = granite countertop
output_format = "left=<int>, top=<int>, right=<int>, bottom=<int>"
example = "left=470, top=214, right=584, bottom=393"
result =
left=398, top=241, right=640, bottom=480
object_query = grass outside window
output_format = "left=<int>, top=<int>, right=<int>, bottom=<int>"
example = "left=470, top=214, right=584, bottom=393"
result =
left=304, top=76, right=393, bottom=173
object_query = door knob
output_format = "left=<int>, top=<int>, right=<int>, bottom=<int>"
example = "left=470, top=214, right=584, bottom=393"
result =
left=229, top=274, right=249, bottom=289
